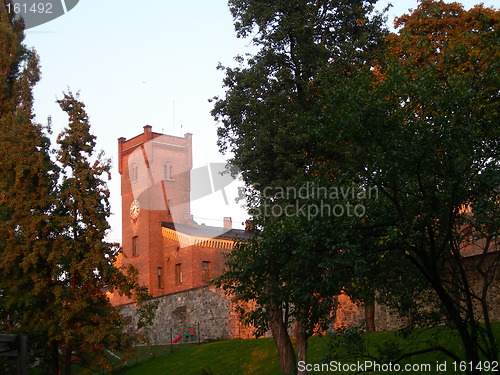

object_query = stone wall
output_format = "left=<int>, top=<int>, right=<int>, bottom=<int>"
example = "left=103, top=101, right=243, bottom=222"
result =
left=332, top=294, right=407, bottom=332
left=120, top=285, right=254, bottom=345
left=463, top=252, right=500, bottom=323
left=334, top=252, right=500, bottom=331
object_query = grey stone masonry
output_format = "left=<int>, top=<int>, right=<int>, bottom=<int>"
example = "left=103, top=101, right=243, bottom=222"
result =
left=120, top=285, right=246, bottom=345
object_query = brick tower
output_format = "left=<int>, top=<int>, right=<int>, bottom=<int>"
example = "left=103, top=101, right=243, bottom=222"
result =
left=117, top=125, right=193, bottom=297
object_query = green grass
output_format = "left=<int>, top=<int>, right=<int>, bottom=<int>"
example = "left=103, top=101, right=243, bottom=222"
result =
left=110, top=323, right=500, bottom=375
left=112, top=338, right=281, bottom=375
left=31, top=343, right=196, bottom=375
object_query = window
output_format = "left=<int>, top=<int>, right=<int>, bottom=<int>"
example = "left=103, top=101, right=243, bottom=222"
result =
left=132, top=236, right=138, bottom=257
left=130, top=163, right=138, bottom=183
left=163, top=162, right=173, bottom=180
left=175, top=263, right=182, bottom=284
left=202, top=261, right=212, bottom=283
left=157, top=267, right=163, bottom=288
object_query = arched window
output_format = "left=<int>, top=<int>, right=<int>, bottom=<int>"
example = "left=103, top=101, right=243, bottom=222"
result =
left=163, top=161, right=173, bottom=180
left=132, top=236, right=139, bottom=257
left=175, top=263, right=182, bottom=284
left=130, top=163, right=138, bottom=183
left=202, top=261, right=212, bottom=283
left=157, top=267, right=163, bottom=288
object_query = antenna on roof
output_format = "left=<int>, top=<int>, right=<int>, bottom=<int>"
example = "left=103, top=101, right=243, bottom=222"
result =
left=173, top=100, right=176, bottom=135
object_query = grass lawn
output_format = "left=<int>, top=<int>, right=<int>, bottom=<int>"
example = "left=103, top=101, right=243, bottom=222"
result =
left=108, top=322, right=500, bottom=375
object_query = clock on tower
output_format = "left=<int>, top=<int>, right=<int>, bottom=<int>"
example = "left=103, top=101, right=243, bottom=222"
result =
left=129, top=199, right=140, bottom=219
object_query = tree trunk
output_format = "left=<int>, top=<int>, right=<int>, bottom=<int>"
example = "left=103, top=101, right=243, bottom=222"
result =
left=364, top=302, right=376, bottom=332
left=296, top=319, right=309, bottom=375
left=62, top=347, right=72, bottom=375
left=47, top=341, right=59, bottom=375
left=269, top=304, right=297, bottom=375
left=428, top=272, right=481, bottom=375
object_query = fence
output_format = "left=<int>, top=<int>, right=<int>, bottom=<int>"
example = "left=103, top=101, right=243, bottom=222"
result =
left=0, top=334, right=27, bottom=375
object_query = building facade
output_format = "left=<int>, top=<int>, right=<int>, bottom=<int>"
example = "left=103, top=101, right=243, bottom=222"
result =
left=112, top=125, right=248, bottom=309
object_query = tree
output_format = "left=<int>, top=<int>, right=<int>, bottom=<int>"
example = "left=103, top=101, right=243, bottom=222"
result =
left=316, top=1, right=499, bottom=372
left=216, top=206, right=347, bottom=375
left=51, top=92, right=151, bottom=375
left=212, top=1, right=388, bottom=373
left=0, top=1, right=60, bottom=369
left=214, top=0, right=388, bottom=187
left=0, top=4, right=153, bottom=373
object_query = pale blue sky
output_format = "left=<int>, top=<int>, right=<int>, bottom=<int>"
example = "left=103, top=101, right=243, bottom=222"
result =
left=24, top=0, right=497, bottom=242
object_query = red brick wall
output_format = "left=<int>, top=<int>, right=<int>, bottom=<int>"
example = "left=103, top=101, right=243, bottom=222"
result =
left=116, top=126, right=194, bottom=300
left=159, top=242, right=231, bottom=295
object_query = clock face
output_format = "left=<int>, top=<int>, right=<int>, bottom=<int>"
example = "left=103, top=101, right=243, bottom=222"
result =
left=130, top=199, right=140, bottom=219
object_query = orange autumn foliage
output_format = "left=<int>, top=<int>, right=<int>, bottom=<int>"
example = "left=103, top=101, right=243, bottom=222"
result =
left=387, top=0, right=499, bottom=79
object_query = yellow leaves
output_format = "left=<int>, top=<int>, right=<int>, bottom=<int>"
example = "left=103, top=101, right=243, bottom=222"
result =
left=378, top=235, right=389, bottom=245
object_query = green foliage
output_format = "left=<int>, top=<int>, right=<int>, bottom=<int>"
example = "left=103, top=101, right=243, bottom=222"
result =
left=135, top=293, right=159, bottom=331
left=212, top=4, right=389, bottom=372
left=50, top=92, right=155, bottom=374
left=376, top=341, right=403, bottom=363
left=0, top=0, right=59, bottom=367
left=213, top=0, right=388, bottom=188
left=212, top=3, right=395, bottom=375
left=314, top=1, right=499, bottom=370
left=0, top=14, right=154, bottom=371
left=200, top=367, right=216, bottom=375
left=214, top=0, right=499, bottom=373
left=322, top=325, right=467, bottom=371
left=323, top=326, right=367, bottom=362
left=216, top=210, right=343, bottom=337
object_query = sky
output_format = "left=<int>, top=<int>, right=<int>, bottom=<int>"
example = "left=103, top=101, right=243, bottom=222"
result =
left=23, top=0, right=497, bottom=243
